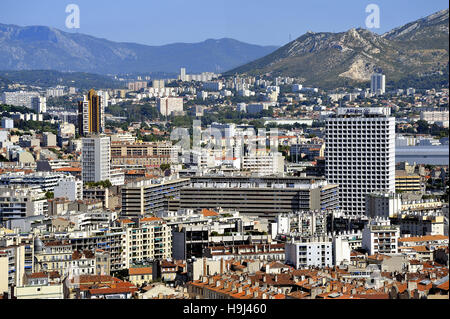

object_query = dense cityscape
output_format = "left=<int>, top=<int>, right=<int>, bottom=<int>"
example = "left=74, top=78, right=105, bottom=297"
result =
left=0, top=2, right=448, bottom=304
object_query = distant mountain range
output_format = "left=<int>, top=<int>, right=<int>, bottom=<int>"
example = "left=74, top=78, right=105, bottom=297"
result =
left=0, top=24, right=278, bottom=74
left=227, top=9, right=449, bottom=88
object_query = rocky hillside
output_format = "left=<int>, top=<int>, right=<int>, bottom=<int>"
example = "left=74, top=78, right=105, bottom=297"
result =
left=226, top=9, right=449, bottom=88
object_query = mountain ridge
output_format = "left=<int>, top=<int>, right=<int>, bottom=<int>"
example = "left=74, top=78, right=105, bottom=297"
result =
left=0, top=23, right=279, bottom=75
left=226, top=9, right=449, bottom=88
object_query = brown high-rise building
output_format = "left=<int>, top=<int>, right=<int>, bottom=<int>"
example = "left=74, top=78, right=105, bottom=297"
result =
left=78, top=89, right=104, bottom=136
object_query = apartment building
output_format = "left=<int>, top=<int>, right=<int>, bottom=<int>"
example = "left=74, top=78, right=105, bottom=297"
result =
left=285, top=237, right=333, bottom=269
left=122, top=218, right=172, bottom=269
left=0, top=187, right=49, bottom=222
left=157, top=97, right=183, bottom=116
left=54, top=178, right=83, bottom=201
left=15, top=272, right=65, bottom=299
left=326, top=107, right=395, bottom=215
left=0, top=244, right=26, bottom=289
left=69, top=229, right=125, bottom=271
left=371, top=73, right=386, bottom=95
left=179, top=176, right=339, bottom=218
left=241, top=152, right=285, bottom=176
left=0, top=172, right=67, bottom=192
left=1, top=91, right=40, bottom=108
left=395, top=171, right=424, bottom=193
left=34, top=240, right=73, bottom=276
left=362, top=218, right=400, bottom=255
left=78, top=89, right=105, bottom=136
left=121, top=178, right=190, bottom=217
left=275, top=211, right=328, bottom=238
left=82, top=135, right=111, bottom=183
left=111, top=141, right=178, bottom=167
left=390, top=213, right=445, bottom=236
left=204, top=243, right=285, bottom=262
left=365, top=192, right=402, bottom=218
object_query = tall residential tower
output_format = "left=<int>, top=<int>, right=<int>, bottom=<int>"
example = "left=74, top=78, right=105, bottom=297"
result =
left=82, top=135, right=111, bottom=183
left=78, top=89, right=105, bottom=136
left=325, top=107, right=395, bottom=215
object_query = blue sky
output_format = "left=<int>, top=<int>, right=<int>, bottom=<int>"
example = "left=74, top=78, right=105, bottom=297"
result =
left=0, top=0, right=448, bottom=46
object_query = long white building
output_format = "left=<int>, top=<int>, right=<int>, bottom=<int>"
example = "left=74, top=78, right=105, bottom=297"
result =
left=325, top=107, right=396, bottom=215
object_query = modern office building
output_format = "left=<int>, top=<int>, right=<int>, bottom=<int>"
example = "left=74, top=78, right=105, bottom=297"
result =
left=78, top=89, right=104, bottom=136
left=325, top=107, right=395, bottom=215
left=121, top=178, right=191, bottom=217
left=179, top=176, right=339, bottom=218
left=371, top=73, right=386, bottom=95
left=82, top=135, right=111, bottom=183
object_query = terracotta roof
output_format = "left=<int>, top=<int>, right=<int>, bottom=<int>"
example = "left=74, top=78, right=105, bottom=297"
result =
left=54, top=167, right=81, bottom=172
left=140, top=217, right=162, bottom=223
left=398, top=235, right=448, bottom=243
left=129, top=267, right=152, bottom=275
left=202, top=209, right=219, bottom=217
left=411, top=246, right=430, bottom=253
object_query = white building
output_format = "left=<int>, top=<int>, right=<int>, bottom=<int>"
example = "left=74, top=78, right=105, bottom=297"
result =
left=46, top=87, right=65, bottom=97
left=362, top=218, right=400, bottom=255
left=285, top=238, right=333, bottom=269
left=1, top=118, right=14, bottom=129
left=1, top=91, right=40, bottom=108
left=82, top=136, right=111, bottom=183
left=241, top=153, right=285, bottom=176
left=332, top=236, right=351, bottom=266
left=54, top=178, right=83, bottom=201
left=371, top=73, right=386, bottom=95
left=365, top=192, right=402, bottom=218
left=97, top=90, right=110, bottom=108
left=325, top=107, right=396, bottom=215
left=157, top=97, right=183, bottom=116
left=31, top=96, right=47, bottom=114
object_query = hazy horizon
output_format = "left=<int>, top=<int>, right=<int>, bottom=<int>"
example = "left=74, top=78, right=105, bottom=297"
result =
left=0, top=0, right=448, bottom=47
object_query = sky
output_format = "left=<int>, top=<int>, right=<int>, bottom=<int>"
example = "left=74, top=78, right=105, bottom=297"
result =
left=0, top=0, right=448, bottom=47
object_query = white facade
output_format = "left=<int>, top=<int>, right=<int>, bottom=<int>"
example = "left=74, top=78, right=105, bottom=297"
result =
left=285, top=239, right=333, bottom=269
left=325, top=107, right=396, bottom=215
left=276, top=215, right=290, bottom=235
left=365, top=192, right=402, bottom=218
left=362, top=218, right=400, bottom=255
left=1, top=91, right=39, bottom=108
left=82, top=136, right=111, bottom=183
left=54, top=179, right=83, bottom=201
left=31, top=96, right=47, bottom=114
left=241, top=153, right=285, bottom=176
left=333, top=236, right=351, bottom=266
left=157, top=97, right=183, bottom=116
left=1, top=118, right=14, bottom=129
